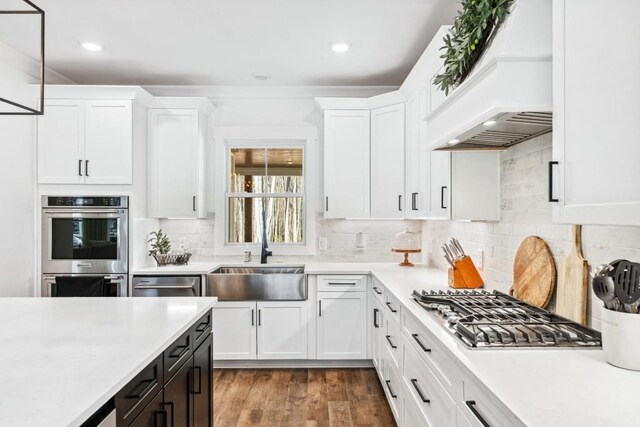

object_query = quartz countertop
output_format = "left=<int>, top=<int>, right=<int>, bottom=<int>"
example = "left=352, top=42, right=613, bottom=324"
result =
left=0, top=297, right=217, bottom=427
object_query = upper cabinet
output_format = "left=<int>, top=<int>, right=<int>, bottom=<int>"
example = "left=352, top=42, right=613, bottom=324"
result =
left=37, top=87, right=151, bottom=185
left=552, top=0, right=640, bottom=226
left=322, top=108, right=370, bottom=219
left=370, top=103, right=405, bottom=219
left=148, top=98, right=214, bottom=219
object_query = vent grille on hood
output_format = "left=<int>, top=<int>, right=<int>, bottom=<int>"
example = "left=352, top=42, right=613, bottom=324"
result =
left=437, top=112, right=552, bottom=151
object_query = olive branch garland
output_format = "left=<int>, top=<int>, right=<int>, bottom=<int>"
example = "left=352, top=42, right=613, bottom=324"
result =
left=433, top=0, right=514, bottom=95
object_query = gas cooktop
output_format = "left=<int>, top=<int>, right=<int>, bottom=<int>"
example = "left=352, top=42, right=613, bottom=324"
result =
left=412, top=289, right=602, bottom=349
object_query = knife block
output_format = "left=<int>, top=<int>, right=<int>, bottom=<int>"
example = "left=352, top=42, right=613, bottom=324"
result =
left=448, top=256, right=484, bottom=289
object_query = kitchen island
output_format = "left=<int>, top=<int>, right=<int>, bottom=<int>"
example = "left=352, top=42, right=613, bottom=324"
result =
left=0, top=297, right=216, bottom=427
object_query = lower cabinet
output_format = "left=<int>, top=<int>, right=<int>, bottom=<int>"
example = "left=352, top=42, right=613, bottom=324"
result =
left=192, top=334, right=213, bottom=427
left=163, top=354, right=193, bottom=427
left=317, top=290, right=367, bottom=359
left=212, top=300, right=308, bottom=360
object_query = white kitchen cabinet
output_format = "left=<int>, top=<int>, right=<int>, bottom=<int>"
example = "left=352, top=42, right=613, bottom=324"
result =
left=370, top=103, right=405, bottom=218
left=317, top=290, right=367, bottom=359
left=405, top=89, right=430, bottom=218
left=148, top=98, right=213, bottom=219
left=427, top=150, right=451, bottom=219
left=256, top=301, right=308, bottom=360
left=37, top=99, right=134, bottom=184
left=323, top=110, right=370, bottom=218
left=552, top=0, right=640, bottom=226
left=212, top=301, right=257, bottom=360
left=371, top=293, right=384, bottom=370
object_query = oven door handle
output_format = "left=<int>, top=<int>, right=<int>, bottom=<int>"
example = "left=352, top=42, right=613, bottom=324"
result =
left=42, top=209, right=124, bottom=215
left=134, top=285, right=196, bottom=290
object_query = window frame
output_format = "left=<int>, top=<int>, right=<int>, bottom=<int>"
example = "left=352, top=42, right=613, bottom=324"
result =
left=213, top=127, right=318, bottom=256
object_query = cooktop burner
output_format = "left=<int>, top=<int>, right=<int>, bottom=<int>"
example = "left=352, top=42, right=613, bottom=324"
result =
left=412, top=289, right=602, bottom=349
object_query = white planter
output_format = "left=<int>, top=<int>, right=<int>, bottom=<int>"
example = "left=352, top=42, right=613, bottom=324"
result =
left=601, top=308, right=640, bottom=371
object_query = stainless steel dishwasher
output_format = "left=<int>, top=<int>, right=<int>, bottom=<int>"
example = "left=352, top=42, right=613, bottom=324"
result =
left=132, top=275, right=202, bottom=297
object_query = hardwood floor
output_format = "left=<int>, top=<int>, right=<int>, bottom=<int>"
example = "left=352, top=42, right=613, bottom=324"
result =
left=213, top=368, right=396, bottom=427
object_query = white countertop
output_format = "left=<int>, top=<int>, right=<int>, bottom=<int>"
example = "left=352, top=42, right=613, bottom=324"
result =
left=0, top=297, right=217, bottom=427
left=131, top=260, right=640, bottom=426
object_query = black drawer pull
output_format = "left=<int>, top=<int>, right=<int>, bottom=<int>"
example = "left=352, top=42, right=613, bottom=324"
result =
left=411, top=379, right=430, bottom=403
left=195, top=319, right=209, bottom=332
left=163, top=401, right=175, bottom=427
left=466, top=400, right=490, bottom=427
left=385, top=335, right=397, bottom=349
left=385, top=301, right=398, bottom=313
left=373, top=308, right=380, bottom=328
left=373, top=286, right=382, bottom=295
left=169, top=344, right=189, bottom=359
left=190, top=366, right=202, bottom=394
left=412, top=333, right=432, bottom=352
left=125, top=378, right=158, bottom=400
left=385, top=380, right=397, bottom=398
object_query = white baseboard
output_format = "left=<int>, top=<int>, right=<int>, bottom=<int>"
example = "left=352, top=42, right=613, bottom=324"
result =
left=213, top=359, right=374, bottom=369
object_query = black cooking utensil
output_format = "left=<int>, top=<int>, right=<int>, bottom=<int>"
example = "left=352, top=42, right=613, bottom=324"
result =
left=613, top=261, right=640, bottom=313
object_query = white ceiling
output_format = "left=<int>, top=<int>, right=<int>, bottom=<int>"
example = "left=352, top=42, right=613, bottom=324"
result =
left=0, top=0, right=457, bottom=86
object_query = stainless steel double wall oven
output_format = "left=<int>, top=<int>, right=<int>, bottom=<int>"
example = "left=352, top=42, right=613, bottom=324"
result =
left=41, top=196, right=128, bottom=297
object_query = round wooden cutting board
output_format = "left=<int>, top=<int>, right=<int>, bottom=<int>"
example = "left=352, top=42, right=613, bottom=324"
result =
left=510, top=236, right=557, bottom=308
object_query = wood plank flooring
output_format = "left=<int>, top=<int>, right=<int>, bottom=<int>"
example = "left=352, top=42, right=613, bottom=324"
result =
left=213, top=368, right=396, bottom=427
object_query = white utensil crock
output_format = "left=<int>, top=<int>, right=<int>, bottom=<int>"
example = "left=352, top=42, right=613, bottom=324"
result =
left=601, top=308, right=640, bottom=371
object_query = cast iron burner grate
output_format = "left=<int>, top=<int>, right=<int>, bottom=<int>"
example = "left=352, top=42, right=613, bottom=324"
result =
left=411, top=289, right=602, bottom=349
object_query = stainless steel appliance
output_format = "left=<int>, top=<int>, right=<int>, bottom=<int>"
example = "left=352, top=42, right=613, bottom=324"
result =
left=42, top=196, right=128, bottom=274
left=132, top=276, right=202, bottom=297
left=207, top=266, right=306, bottom=301
left=41, top=273, right=127, bottom=297
left=412, top=289, right=602, bottom=349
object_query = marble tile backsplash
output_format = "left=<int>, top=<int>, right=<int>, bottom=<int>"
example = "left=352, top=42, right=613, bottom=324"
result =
left=423, top=133, right=640, bottom=329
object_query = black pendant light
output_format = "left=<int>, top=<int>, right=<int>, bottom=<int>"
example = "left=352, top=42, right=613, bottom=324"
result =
left=0, top=0, right=44, bottom=115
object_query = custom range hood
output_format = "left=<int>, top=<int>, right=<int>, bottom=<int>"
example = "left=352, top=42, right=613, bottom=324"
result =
left=425, top=0, right=552, bottom=151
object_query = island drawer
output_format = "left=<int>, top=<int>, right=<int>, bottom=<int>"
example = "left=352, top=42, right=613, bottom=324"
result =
left=115, top=354, right=163, bottom=426
left=191, top=311, right=212, bottom=349
left=384, top=291, right=401, bottom=323
left=371, top=277, right=385, bottom=303
left=164, top=328, right=193, bottom=383
left=317, top=275, right=367, bottom=292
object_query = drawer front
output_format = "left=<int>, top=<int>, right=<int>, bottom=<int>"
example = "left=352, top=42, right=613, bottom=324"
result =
left=115, top=354, right=163, bottom=426
left=127, top=387, right=165, bottom=427
left=404, top=338, right=456, bottom=427
left=192, top=311, right=212, bottom=349
left=403, top=310, right=456, bottom=394
left=384, top=291, right=401, bottom=322
left=371, top=277, right=385, bottom=303
left=164, top=328, right=193, bottom=383
left=461, top=377, right=521, bottom=427
left=317, top=274, right=367, bottom=292
left=384, top=312, right=402, bottom=372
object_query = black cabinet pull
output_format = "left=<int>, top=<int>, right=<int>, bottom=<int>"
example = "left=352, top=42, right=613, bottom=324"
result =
left=373, top=286, right=382, bottom=295
left=325, top=196, right=329, bottom=212
left=398, top=194, right=402, bottom=211
left=373, top=308, right=380, bottom=328
left=412, top=333, right=431, bottom=352
left=78, top=159, right=82, bottom=176
left=385, top=335, right=397, bottom=349
left=125, top=378, right=158, bottom=400
left=258, top=309, right=262, bottom=326
left=168, top=344, right=189, bottom=360
left=466, top=400, right=490, bottom=427
left=196, top=322, right=209, bottom=333
left=385, top=301, right=398, bottom=313
left=548, top=161, right=559, bottom=202
left=251, top=308, right=255, bottom=326
left=412, top=192, right=418, bottom=211
left=411, top=379, right=430, bottom=403
left=440, top=186, right=447, bottom=209
left=163, top=401, right=175, bottom=427
left=85, top=160, right=89, bottom=177
left=154, top=410, right=168, bottom=427
left=190, top=366, right=202, bottom=394
left=385, top=380, right=397, bottom=398
left=318, top=300, right=322, bottom=317
left=192, top=196, right=196, bottom=211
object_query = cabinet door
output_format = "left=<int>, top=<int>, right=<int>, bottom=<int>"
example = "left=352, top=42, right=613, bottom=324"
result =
left=163, top=355, right=193, bottom=427
left=37, top=99, right=84, bottom=184
left=405, top=88, right=431, bottom=218
left=128, top=389, right=165, bottom=427
left=84, top=100, right=133, bottom=184
left=552, top=0, right=640, bottom=225
left=257, top=301, right=308, bottom=360
left=192, top=334, right=212, bottom=427
left=370, top=103, right=405, bottom=218
left=317, top=291, right=367, bottom=359
left=427, top=150, right=451, bottom=219
left=149, top=109, right=199, bottom=218
left=323, top=110, right=370, bottom=218
left=212, top=302, right=256, bottom=360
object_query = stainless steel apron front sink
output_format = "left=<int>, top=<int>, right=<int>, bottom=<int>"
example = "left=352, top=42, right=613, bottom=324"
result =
left=206, top=266, right=306, bottom=301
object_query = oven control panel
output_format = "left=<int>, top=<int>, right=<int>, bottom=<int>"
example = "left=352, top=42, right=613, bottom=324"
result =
left=45, top=196, right=128, bottom=208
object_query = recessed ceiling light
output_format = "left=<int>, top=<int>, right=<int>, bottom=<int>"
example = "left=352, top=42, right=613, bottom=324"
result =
left=81, top=42, right=102, bottom=52
left=251, top=72, right=271, bottom=81
left=483, top=120, right=497, bottom=126
left=447, top=139, right=460, bottom=146
left=330, top=42, right=351, bottom=53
